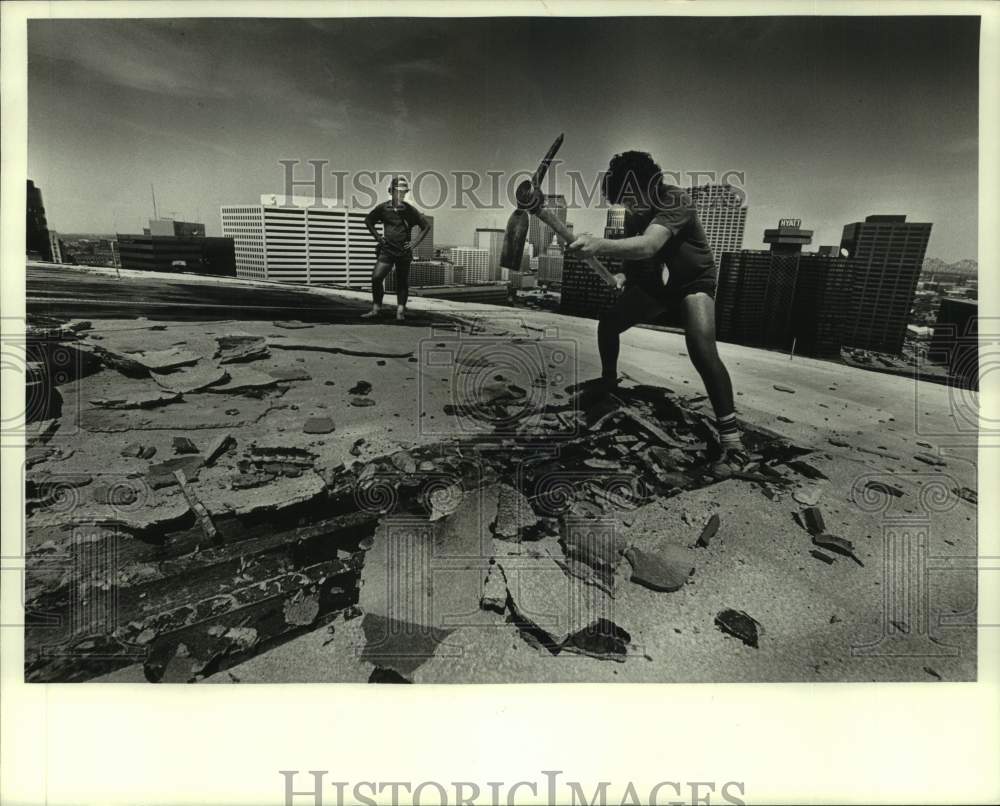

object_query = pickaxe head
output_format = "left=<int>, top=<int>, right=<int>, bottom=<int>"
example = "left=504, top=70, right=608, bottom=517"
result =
left=500, top=182, right=548, bottom=271
left=500, top=134, right=564, bottom=272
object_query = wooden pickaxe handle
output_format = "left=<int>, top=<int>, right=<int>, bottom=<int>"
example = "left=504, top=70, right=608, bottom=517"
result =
left=534, top=206, right=620, bottom=288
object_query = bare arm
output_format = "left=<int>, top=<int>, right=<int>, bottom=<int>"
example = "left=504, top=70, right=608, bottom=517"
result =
left=568, top=223, right=671, bottom=260
left=364, top=209, right=385, bottom=244
left=410, top=224, right=431, bottom=250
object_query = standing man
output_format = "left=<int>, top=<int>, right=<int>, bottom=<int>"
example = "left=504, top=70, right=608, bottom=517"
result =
left=567, top=151, right=748, bottom=475
left=362, top=175, right=431, bottom=321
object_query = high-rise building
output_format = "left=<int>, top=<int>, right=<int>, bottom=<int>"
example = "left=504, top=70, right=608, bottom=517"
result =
left=604, top=206, right=626, bottom=239
left=509, top=271, right=538, bottom=291
left=117, top=233, right=235, bottom=276
left=560, top=253, right=622, bottom=319
left=689, top=184, right=747, bottom=264
left=220, top=194, right=377, bottom=285
left=474, top=228, right=505, bottom=280
left=929, top=297, right=978, bottom=389
left=716, top=219, right=857, bottom=357
left=386, top=259, right=460, bottom=291
left=147, top=219, right=207, bottom=237
left=528, top=195, right=567, bottom=257
left=26, top=180, right=52, bottom=261
left=61, top=237, right=120, bottom=268
left=840, top=214, right=933, bottom=354
left=413, top=214, right=434, bottom=260
left=447, top=247, right=491, bottom=284
left=536, top=235, right=565, bottom=286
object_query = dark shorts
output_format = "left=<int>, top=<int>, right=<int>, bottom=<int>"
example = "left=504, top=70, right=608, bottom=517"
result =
left=627, top=268, right=717, bottom=304
left=604, top=271, right=716, bottom=331
left=376, top=243, right=412, bottom=270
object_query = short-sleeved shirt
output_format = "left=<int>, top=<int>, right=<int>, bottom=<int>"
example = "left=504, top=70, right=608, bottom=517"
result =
left=364, top=202, right=429, bottom=251
left=623, top=186, right=716, bottom=297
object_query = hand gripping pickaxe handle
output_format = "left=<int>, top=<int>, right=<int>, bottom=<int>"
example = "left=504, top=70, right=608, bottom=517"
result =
left=515, top=180, right=620, bottom=288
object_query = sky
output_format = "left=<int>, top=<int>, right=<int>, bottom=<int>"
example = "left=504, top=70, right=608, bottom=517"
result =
left=27, top=15, right=979, bottom=260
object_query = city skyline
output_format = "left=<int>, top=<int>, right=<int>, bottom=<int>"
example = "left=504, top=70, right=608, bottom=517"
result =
left=28, top=16, right=978, bottom=260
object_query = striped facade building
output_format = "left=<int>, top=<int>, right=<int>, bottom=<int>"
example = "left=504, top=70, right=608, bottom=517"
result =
left=220, top=195, right=378, bottom=286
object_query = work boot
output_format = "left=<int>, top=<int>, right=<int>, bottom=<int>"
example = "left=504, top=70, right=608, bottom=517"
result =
left=361, top=307, right=381, bottom=320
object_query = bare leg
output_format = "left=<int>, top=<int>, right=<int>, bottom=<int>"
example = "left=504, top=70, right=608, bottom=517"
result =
left=598, top=285, right=666, bottom=381
left=680, top=292, right=735, bottom=417
left=363, top=259, right=394, bottom=317
left=681, top=292, right=746, bottom=462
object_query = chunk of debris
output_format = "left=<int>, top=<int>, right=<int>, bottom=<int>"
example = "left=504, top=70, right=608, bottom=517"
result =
left=624, top=545, right=695, bottom=592
left=493, top=483, right=540, bottom=541
left=368, top=667, right=412, bottom=683
left=243, top=445, right=315, bottom=478
left=952, top=486, right=977, bottom=505
left=303, top=417, right=336, bottom=435
left=480, top=565, right=508, bottom=614
left=828, top=437, right=851, bottom=448
left=173, top=469, right=218, bottom=541
left=776, top=415, right=794, bottom=423
left=864, top=480, right=904, bottom=498
left=695, top=514, right=720, bottom=548
left=282, top=590, right=321, bottom=627
left=427, top=483, right=464, bottom=522
left=90, top=390, right=182, bottom=409
left=214, top=333, right=270, bottom=364
left=787, top=460, right=829, bottom=480
left=206, top=367, right=279, bottom=393
left=584, top=458, right=621, bottom=470
left=773, top=384, right=796, bottom=394
left=563, top=524, right=626, bottom=581
left=812, top=534, right=864, bottom=566
left=349, top=439, right=365, bottom=457
left=714, top=608, right=762, bottom=648
left=350, top=397, right=376, bottom=407
left=152, top=361, right=228, bottom=394
left=90, top=482, right=138, bottom=506
left=120, top=443, right=143, bottom=458
left=857, top=446, right=902, bottom=460
left=205, top=433, right=235, bottom=466
left=173, top=436, right=198, bottom=455
left=503, top=554, right=615, bottom=647
left=268, top=367, right=312, bottom=382
left=914, top=452, right=947, bottom=467
left=273, top=320, right=314, bottom=329
left=349, top=380, right=373, bottom=396
left=230, top=470, right=275, bottom=490
left=390, top=451, right=417, bottom=474
left=793, top=485, right=825, bottom=506
left=128, top=347, right=200, bottom=372
left=801, top=506, right=826, bottom=534
left=147, top=455, right=204, bottom=489
left=810, top=549, right=836, bottom=565
left=561, top=618, right=631, bottom=662
left=923, top=666, right=942, bottom=681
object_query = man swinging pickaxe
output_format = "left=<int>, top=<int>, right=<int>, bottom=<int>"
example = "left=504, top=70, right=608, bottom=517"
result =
left=501, top=135, right=751, bottom=477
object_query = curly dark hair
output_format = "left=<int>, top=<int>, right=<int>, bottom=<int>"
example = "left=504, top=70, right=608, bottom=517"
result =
left=601, top=151, right=665, bottom=205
